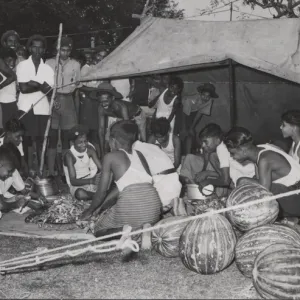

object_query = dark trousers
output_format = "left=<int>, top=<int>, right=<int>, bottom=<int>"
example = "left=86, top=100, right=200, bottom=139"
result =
left=1, top=102, right=18, bottom=127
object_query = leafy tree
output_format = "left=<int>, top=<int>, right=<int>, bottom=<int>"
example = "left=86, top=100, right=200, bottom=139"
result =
left=244, top=0, right=300, bottom=18
left=201, top=0, right=300, bottom=19
left=0, top=0, right=184, bottom=49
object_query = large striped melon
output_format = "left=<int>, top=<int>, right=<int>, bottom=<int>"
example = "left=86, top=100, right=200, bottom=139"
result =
left=179, top=214, right=236, bottom=274
left=226, top=182, right=279, bottom=232
left=151, top=216, right=188, bottom=258
left=235, top=224, right=300, bottom=278
left=253, top=243, right=300, bottom=299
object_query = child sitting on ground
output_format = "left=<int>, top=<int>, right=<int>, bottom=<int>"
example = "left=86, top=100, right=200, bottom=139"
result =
left=63, top=125, right=102, bottom=201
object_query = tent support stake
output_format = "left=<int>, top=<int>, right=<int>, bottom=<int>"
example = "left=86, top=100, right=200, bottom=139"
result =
left=228, top=59, right=236, bottom=127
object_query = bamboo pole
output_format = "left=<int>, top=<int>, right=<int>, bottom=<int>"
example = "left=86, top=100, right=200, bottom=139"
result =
left=39, top=23, right=63, bottom=177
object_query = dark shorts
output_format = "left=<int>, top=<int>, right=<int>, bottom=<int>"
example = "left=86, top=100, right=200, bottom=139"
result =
left=271, top=182, right=300, bottom=218
left=19, top=110, right=48, bottom=137
left=79, top=97, right=99, bottom=131
left=52, top=93, right=78, bottom=130
left=1, top=102, right=18, bottom=127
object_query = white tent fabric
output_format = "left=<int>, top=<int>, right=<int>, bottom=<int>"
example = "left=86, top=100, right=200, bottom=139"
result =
left=82, top=17, right=300, bottom=83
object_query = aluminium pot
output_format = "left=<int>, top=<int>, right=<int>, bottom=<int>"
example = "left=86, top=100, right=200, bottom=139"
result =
left=35, top=177, right=59, bottom=197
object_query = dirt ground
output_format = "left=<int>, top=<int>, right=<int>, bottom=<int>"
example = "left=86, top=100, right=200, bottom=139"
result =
left=0, top=236, right=260, bottom=299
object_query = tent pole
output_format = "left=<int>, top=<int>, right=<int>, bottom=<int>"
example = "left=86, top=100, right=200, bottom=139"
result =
left=228, top=3, right=236, bottom=127
left=228, top=59, right=236, bottom=127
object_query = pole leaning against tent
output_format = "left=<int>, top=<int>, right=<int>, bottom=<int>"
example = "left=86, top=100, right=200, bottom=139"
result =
left=229, top=2, right=236, bottom=127
left=39, top=23, right=63, bottom=176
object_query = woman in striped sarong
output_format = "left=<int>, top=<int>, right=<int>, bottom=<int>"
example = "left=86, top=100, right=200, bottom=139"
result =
left=80, top=120, right=162, bottom=237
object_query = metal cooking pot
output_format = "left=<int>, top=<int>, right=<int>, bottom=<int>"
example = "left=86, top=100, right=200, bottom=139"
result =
left=35, top=177, right=59, bottom=197
left=186, top=184, right=206, bottom=200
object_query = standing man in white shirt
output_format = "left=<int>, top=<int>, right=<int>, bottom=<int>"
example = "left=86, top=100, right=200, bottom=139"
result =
left=16, top=35, right=54, bottom=173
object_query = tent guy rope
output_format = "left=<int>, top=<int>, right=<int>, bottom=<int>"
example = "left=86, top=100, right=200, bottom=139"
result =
left=0, top=187, right=299, bottom=273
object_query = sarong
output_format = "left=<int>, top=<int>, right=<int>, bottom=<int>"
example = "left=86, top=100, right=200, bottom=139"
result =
left=94, top=183, right=162, bottom=232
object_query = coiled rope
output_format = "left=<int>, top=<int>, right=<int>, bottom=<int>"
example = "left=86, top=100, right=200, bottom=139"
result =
left=1, top=187, right=299, bottom=273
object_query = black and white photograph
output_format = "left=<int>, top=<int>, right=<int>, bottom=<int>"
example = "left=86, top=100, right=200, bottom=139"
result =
left=0, top=0, right=299, bottom=299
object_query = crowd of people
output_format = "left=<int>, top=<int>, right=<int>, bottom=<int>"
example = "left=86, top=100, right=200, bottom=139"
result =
left=0, top=29, right=299, bottom=243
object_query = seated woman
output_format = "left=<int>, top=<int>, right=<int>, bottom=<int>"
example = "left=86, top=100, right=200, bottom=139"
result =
left=63, top=125, right=102, bottom=201
left=280, top=110, right=300, bottom=162
left=0, top=118, right=28, bottom=177
left=224, top=127, right=300, bottom=224
left=80, top=120, right=162, bottom=238
left=148, top=117, right=181, bottom=169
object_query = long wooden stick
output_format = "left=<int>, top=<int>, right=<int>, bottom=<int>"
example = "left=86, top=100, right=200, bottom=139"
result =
left=39, top=23, right=63, bottom=176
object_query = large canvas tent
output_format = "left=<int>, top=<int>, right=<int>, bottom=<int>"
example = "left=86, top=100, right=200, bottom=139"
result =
left=82, top=17, right=300, bottom=143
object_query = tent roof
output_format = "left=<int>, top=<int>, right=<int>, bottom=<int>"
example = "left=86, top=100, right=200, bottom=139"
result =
left=82, top=17, right=300, bottom=84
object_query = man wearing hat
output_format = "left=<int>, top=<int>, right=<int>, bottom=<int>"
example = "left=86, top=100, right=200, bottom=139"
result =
left=1, top=30, right=20, bottom=51
left=181, top=82, right=219, bottom=155
left=46, top=36, right=81, bottom=177
left=97, top=82, right=147, bottom=158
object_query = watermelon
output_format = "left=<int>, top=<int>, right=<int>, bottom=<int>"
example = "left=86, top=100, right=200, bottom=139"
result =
left=179, top=214, right=236, bottom=274
left=151, top=216, right=188, bottom=258
left=226, top=182, right=279, bottom=232
left=253, top=243, right=300, bottom=299
left=235, top=224, right=300, bottom=278
left=193, top=195, right=225, bottom=215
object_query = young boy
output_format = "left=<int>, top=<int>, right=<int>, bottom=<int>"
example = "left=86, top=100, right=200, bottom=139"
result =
left=63, top=125, right=102, bottom=201
left=180, top=123, right=256, bottom=194
left=224, top=127, right=300, bottom=222
left=97, top=82, right=147, bottom=158
left=148, top=117, right=181, bottom=169
left=149, top=77, right=183, bottom=134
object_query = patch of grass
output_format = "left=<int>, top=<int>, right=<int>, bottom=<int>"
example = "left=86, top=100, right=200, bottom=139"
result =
left=0, top=236, right=259, bottom=299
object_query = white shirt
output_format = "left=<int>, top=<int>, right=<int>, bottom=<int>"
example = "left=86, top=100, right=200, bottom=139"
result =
left=111, top=79, right=130, bottom=99
left=0, top=137, right=24, bottom=156
left=132, top=141, right=174, bottom=175
left=216, top=142, right=256, bottom=186
left=81, top=64, right=100, bottom=88
left=16, top=56, right=54, bottom=115
left=0, top=72, right=16, bottom=103
left=0, top=169, right=25, bottom=198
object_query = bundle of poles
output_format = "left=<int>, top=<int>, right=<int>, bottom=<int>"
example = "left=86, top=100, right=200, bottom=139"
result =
left=1, top=188, right=300, bottom=274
